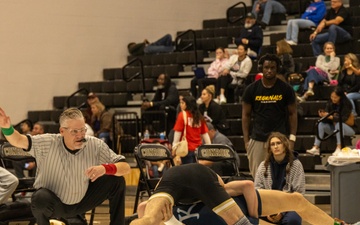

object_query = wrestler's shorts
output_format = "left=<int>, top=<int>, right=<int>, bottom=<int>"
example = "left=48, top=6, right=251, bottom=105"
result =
left=173, top=190, right=262, bottom=225
left=152, top=164, right=232, bottom=210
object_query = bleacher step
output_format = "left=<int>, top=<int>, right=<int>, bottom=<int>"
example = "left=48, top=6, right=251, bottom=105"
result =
left=304, top=191, right=330, bottom=204
left=305, top=173, right=330, bottom=186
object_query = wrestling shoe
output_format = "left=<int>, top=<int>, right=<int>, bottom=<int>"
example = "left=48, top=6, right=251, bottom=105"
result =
left=306, top=147, right=320, bottom=155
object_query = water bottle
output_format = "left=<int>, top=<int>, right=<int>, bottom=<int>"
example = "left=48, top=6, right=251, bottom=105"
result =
left=159, top=132, right=165, bottom=140
left=144, top=130, right=150, bottom=140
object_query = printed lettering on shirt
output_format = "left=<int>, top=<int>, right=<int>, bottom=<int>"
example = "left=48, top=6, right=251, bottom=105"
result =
left=255, top=94, right=283, bottom=103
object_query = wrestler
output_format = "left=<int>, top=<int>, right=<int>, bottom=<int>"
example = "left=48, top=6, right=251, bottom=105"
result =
left=130, top=163, right=358, bottom=225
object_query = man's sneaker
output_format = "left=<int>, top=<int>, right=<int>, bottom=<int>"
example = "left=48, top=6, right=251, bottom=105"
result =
left=297, top=95, right=305, bottom=103
left=158, top=163, right=165, bottom=172
left=305, top=89, right=314, bottom=96
left=220, top=95, right=227, bottom=104
left=332, top=147, right=341, bottom=156
left=306, top=147, right=320, bottom=155
left=285, top=40, right=297, bottom=45
left=196, top=97, right=203, bottom=105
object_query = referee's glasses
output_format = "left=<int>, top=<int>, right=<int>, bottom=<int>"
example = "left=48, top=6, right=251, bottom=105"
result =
left=63, top=127, right=87, bottom=136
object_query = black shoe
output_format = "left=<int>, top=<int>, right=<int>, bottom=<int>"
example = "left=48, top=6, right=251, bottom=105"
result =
left=259, top=21, right=268, bottom=30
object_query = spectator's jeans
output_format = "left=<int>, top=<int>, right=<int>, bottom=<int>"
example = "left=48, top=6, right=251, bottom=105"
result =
left=144, top=34, right=174, bottom=54
left=303, top=68, right=327, bottom=91
left=252, top=0, right=286, bottom=25
left=314, top=122, right=355, bottom=147
left=311, top=25, right=352, bottom=56
left=286, top=19, right=316, bottom=43
left=346, top=92, right=360, bottom=116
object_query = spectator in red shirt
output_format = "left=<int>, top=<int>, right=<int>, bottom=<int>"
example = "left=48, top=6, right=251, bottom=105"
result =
left=172, top=96, right=211, bottom=164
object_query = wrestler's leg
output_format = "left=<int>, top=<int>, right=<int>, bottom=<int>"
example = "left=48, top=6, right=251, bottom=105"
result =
left=223, top=180, right=258, bottom=218
left=130, top=197, right=172, bottom=225
left=214, top=175, right=252, bottom=225
left=258, top=189, right=334, bottom=225
left=214, top=200, right=247, bottom=225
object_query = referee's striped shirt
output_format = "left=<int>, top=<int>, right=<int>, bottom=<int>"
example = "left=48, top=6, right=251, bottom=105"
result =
left=26, top=134, right=125, bottom=204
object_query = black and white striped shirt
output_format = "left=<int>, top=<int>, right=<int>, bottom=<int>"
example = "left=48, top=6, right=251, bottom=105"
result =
left=27, top=134, right=125, bottom=204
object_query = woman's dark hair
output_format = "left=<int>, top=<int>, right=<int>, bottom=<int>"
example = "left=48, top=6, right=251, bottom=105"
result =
left=333, top=86, right=346, bottom=98
left=263, top=132, right=294, bottom=177
left=182, top=95, right=203, bottom=126
left=332, top=86, right=349, bottom=109
left=237, top=43, right=248, bottom=51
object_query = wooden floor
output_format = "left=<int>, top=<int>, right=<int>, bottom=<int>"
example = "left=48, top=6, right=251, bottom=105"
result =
left=85, top=187, right=331, bottom=225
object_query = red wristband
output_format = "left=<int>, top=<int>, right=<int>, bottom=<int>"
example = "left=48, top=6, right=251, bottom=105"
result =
left=102, top=164, right=117, bottom=175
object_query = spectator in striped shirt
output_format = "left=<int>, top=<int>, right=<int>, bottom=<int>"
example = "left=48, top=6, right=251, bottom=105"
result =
left=0, top=107, right=131, bottom=225
left=254, top=132, right=305, bottom=225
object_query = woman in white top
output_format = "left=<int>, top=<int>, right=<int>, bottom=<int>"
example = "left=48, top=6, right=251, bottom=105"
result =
left=299, top=42, right=340, bottom=102
left=216, top=44, right=253, bottom=104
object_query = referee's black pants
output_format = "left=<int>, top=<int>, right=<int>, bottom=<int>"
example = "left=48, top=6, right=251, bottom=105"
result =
left=31, top=175, right=126, bottom=225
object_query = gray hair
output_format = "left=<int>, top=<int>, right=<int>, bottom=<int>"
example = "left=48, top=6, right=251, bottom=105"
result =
left=59, top=108, right=84, bottom=127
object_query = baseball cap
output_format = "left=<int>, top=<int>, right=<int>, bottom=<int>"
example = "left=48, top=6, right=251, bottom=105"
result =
left=87, top=92, right=97, bottom=99
left=246, top=12, right=256, bottom=19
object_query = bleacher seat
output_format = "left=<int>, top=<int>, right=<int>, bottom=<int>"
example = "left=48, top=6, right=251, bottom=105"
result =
left=113, top=80, right=127, bottom=93
left=228, top=136, right=245, bottom=153
left=50, top=110, right=62, bottom=123
left=228, top=118, right=242, bottom=135
left=103, top=68, right=123, bottom=81
left=221, top=103, right=242, bottom=119
left=350, top=0, right=360, bottom=7
left=301, top=101, right=327, bottom=117
left=53, top=96, right=67, bottom=109
left=102, top=81, right=115, bottom=93
left=78, top=82, right=102, bottom=93
left=113, top=93, right=129, bottom=107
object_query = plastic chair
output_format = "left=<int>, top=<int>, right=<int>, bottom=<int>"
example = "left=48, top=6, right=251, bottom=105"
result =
left=196, top=144, right=240, bottom=180
left=133, top=143, right=175, bottom=213
left=0, top=142, right=36, bottom=224
left=0, top=142, right=36, bottom=197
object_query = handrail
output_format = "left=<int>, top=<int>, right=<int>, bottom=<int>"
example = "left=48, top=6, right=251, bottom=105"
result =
left=66, top=88, right=89, bottom=109
left=226, top=1, right=247, bottom=24
left=121, top=57, right=146, bottom=101
left=315, top=110, right=345, bottom=148
left=175, top=29, right=198, bottom=67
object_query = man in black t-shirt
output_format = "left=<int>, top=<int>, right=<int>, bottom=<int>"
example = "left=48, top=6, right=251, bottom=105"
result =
left=242, top=54, right=297, bottom=178
left=309, top=0, right=352, bottom=56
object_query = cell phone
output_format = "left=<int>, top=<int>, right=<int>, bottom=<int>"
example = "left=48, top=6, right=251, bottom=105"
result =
left=25, top=163, right=29, bottom=169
